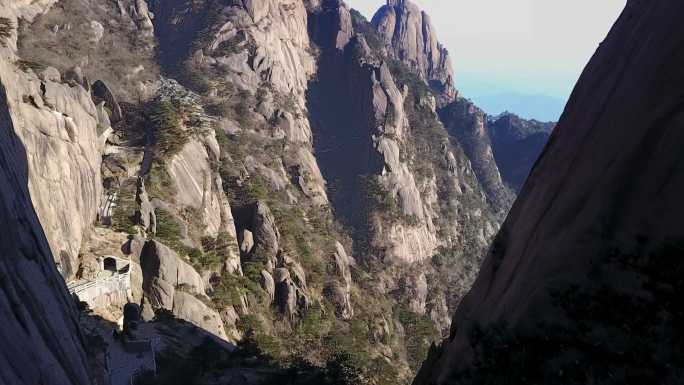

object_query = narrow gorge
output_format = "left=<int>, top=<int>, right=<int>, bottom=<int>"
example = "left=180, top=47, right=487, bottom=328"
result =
left=2, top=0, right=680, bottom=385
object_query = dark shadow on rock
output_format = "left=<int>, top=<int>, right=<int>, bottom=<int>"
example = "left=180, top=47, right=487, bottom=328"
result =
left=0, top=81, right=93, bottom=384
left=133, top=310, right=356, bottom=385
left=307, top=14, right=385, bottom=263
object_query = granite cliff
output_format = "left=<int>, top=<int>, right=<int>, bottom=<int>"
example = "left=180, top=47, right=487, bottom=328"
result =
left=0, top=1, right=94, bottom=384
left=1, top=0, right=563, bottom=384
left=414, top=1, right=684, bottom=383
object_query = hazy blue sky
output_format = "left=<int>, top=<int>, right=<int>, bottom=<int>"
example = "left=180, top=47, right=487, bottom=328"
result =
left=347, top=0, right=626, bottom=102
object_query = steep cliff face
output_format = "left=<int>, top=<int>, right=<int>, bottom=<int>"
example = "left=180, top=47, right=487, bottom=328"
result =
left=369, top=0, right=519, bottom=219
left=488, top=112, right=554, bottom=192
left=371, top=0, right=456, bottom=104
left=0, top=2, right=93, bottom=384
left=414, top=1, right=684, bottom=384
left=439, top=99, right=515, bottom=218
left=4, top=2, right=113, bottom=282
left=310, top=2, right=496, bottom=286
left=370, top=0, right=455, bottom=106
left=2, top=0, right=566, bottom=383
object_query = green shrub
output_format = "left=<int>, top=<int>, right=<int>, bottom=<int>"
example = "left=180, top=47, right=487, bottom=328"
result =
left=204, top=100, right=232, bottom=118
left=212, top=33, right=256, bottom=57
left=196, top=232, right=237, bottom=269
left=245, top=175, right=269, bottom=202
left=210, top=273, right=263, bottom=308
left=15, top=60, right=47, bottom=73
left=359, top=175, right=418, bottom=226
left=111, top=179, right=137, bottom=234
left=396, top=304, right=439, bottom=371
left=145, top=161, right=176, bottom=200
left=349, top=9, right=384, bottom=53
left=387, top=59, right=432, bottom=99
left=242, top=261, right=266, bottom=284
left=0, top=17, right=13, bottom=47
left=150, top=99, right=190, bottom=158
left=153, top=208, right=192, bottom=256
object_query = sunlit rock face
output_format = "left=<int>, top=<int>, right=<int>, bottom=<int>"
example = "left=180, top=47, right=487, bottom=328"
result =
left=371, top=0, right=456, bottom=105
left=0, top=3, right=93, bottom=382
left=414, top=2, right=684, bottom=384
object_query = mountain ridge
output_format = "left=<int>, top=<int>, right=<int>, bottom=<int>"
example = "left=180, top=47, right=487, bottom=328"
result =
left=0, top=1, right=559, bottom=384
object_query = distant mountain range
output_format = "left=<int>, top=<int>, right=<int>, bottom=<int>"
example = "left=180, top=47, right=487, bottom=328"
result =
left=468, top=91, right=566, bottom=122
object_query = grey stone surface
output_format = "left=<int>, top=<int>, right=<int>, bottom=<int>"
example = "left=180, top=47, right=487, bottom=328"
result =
left=0, top=7, right=93, bottom=380
left=260, top=270, right=275, bottom=302
left=414, top=2, right=684, bottom=382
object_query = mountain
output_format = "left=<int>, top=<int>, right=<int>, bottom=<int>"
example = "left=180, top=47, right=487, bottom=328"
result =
left=414, top=1, right=684, bottom=383
left=371, top=0, right=457, bottom=105
left=488, top=112, right=555, bottom=192
left=0, top=0, right=560, bottom=384
left=472, top=91, right=566, bottom=122
left=438, top=99, right=515, bottom=218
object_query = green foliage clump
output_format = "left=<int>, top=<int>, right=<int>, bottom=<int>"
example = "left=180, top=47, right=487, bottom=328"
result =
left=153, top=208, right=196, bottom=257
left=198, top=232, right=238, bottom=269
left=0, top=17, right=13, bottom=47
left=210, top=272, right=264, bottom=309
left=145, top=162, right=176, bottom=200
left=110, top=179, right=138, bottom=235
left=244, top=174, right=270, bottom=203
left=387, top=59, right=432, bottom=99
left=349, top=9, right=384, bottom=53
left=359, top=175, right=417, bottom=227
left=396, top=304, right=439, bottom=371
left=150, top=99, right=190, bottom=159
left=15, top=60, right=47, bottom=73
left=212, top=32, right=256, bottom=57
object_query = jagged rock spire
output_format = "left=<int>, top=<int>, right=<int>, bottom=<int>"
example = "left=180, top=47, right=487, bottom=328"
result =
left=372, top=0, right=457, bottom=104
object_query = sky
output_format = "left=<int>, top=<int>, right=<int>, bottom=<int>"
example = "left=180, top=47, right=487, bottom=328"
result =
left=346, top=0, right=626, bottom=118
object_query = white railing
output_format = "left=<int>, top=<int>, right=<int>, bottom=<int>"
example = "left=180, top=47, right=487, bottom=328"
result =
left=68, top=270, right=131, bottom=308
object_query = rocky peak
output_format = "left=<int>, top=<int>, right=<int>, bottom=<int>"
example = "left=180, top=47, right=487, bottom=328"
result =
left=371, top=0, right=456, bottom=104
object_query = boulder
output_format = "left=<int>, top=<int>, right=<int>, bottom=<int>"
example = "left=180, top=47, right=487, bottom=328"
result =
left=428, top=294, right=451, bottom=336
left=134, top=177, right=156, bottom=234
left=122, top=234, right=146, bottom=263
left=239, top=229, right=254, bottom=255
left=38, top=66, right=61, bottom=83
left=251, top=201, right=280, bottom=265
left=260, top=270, right=275, bottom=301
left=220, top=305, right=240, bottom=328
left=275, top=278, right=298, bottom=320
left=88, top=20, right=104, bottom=43
left=172, top=291, right=228, bottom=340
left=139, top=240, right=205, bottom=309
left=273, top=267, right=290, bottom=284
left=333, top=241, right=353, bottom=288
left=220, top=305, right=242, bottom=342
left=128, top=260, right=144, bottom=304
left=287, top=260, right=307, bottom=290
